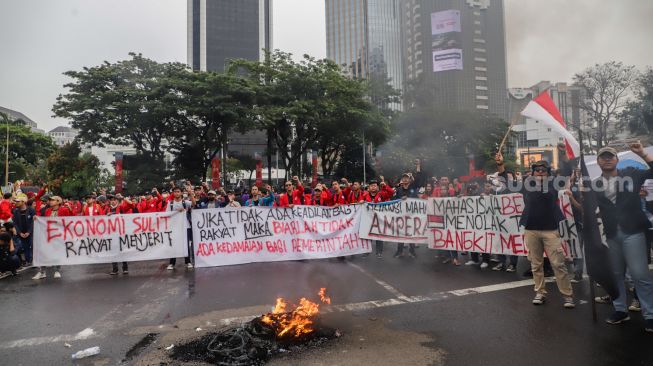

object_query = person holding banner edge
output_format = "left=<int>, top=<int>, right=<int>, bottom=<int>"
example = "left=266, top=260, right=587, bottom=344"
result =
left=393, top=160, right=422, bottom=258
left=32, top=196, right=72, bottom=280
left=166, top=186, right=196, bottom=270
left=496, top=152, right=575, bottom=308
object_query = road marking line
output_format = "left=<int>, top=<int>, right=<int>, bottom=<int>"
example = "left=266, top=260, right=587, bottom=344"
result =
left=0, top=328, right=96, bottom=349
left=346, top=261, right=413, bottom=302
left=0, top=277, right=550, bottom=349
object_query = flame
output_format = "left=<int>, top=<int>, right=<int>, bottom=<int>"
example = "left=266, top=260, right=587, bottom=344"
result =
left=260, top=288, right=331, bottom=338
left=318, top=288, right=331, bottom=305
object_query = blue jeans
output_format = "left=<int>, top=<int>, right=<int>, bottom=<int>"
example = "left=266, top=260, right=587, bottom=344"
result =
left=21, top=235, right=33, bottom=263
left=608, top=229, right=653, bottom=319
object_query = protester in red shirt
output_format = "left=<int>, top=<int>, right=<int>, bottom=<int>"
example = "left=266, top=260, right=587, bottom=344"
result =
left=33, top=185, right=48, bottom=215
left=137, top=189, right=162, bottom=213
left=431, top=176, right=456, bottom=197
left=348, top=181, right=370, bottom=203
left=329, top=180, right=348, bottom=206
left=306, top=184, right=330, bottom=206
left=0, top=193, right=14, bottom=222
left=277, top=176, right=305, bottom=208
left=33, top=196, right=72, bottom=281
left=367, top=177, right=395, bottom=203
left=82, top=195, right=105, bottom=216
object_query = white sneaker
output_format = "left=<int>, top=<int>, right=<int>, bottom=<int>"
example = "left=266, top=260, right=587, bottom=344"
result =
left=53, top=271, right=61, bottom=279
left=32, top=271, right=46, bottom=280
left=480, top=262, right=489, bottom=269
left=465, top=260, right=479, bottom=266
left=166, top=264, right=174, bottom=270
left=186, top=263, right=194, bottom=269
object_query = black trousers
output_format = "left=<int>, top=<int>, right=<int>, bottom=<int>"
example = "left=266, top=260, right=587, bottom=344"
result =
left=170, top=229, right=193, bottom=265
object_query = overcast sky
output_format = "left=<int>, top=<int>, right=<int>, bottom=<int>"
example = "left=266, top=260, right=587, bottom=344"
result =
left=1, top=0, right=651, bottom=132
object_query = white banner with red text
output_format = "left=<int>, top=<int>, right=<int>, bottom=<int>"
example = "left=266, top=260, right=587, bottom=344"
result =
left=426, top=193, right=581, bottom=258
left=33, top=211, right=188, bottom=266
left=191, top=205, right=372, bottom=267
left=359, top=199, right=430, bottom=244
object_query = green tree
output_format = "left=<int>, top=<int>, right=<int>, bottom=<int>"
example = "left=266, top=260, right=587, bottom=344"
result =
left=46, top=142, right=109, bottom=198
left=233, top=51, right=392, bottom=180
left=0, top=112, right=56, bottom=183
left=52, top=53, right=186, bottom=176
left=169, top=69, right=256, bottom=181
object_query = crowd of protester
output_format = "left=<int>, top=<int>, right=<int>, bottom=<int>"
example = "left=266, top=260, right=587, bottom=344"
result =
left=1, top=149, right=652, bottom=330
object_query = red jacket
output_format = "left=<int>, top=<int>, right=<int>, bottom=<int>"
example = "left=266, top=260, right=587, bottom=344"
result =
left=277, top=184, right=305, bottom=207
left=82, top=203, right=105, bottom=216
left=106, top=201, right=133, bottom=215
left=431, top=186, right=456, bottom=197
left=348, top=190, right=370, bottom=204
left=138, top=197, right=162, bottom=213
left=0, top=199, right=13, bottom=221
left=329, top=190, right=348, bottom=206
left=369, top=184, right=394, bottom=203
left=45, top=206, right=73, bottom=217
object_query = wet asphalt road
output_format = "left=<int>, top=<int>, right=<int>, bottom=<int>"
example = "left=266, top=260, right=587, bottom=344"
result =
left=1, top=246, right=652, bottom=366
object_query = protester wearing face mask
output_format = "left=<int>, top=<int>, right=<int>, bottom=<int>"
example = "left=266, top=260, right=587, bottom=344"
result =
left=504, top=154, right=574, bottom=309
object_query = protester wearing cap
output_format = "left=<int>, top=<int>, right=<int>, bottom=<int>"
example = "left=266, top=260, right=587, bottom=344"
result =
left=12, top=195, right=35, bottom=266
left=137, top=188, right=162, bottom=213
left=33, top=196, right=72, bottom=280
left=197, top=190, right=220, bottom=209
left=393, top=161, right=421, bottom=259
left=594, top=142, right=653, bottom=331
left=224, top=190, right=241, bottom=208
left=499, top=153, right=575, bottom=308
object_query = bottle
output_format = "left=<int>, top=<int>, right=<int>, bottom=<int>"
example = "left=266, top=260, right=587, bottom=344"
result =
left=71, top=346, right=100, bottom=360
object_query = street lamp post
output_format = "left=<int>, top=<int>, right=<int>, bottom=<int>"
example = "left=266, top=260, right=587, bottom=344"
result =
left=0, top=112, right=9, bottom=188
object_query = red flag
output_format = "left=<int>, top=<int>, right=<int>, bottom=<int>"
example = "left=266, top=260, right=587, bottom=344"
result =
left=521, top=91, right=579, bottom=159
left=255, top=152, right=263, bottom=187
left=211, top=156, right=221, bottom=189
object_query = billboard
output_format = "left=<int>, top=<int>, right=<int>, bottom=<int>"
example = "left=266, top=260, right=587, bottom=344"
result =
left=432, top=49, right=463, bottom=72
left=431, top=10, right=461, bottom=35
left=431, top=10, right=462, bottom=72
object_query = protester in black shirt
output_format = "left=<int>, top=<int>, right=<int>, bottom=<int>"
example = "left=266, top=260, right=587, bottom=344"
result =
left=12, top=196, right=35, bottom=265
left=393, top=165, right=421, bottom=258
left=593, top=144, right=653, bottom=330
left=0, top=232, right=19, bottom=276
left=497, top=153, right=574, bottom=308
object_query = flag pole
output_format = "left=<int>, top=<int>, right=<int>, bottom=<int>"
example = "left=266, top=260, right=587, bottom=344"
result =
left=498, top=115, right=518, bottom=153
left=575, top=126, right=598, bottom=322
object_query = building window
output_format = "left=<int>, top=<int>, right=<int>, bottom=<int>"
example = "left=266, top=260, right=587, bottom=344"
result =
left=474, top=20, right=481, bottom=25
left=475, top=76, right=487, bottom=81
left=476, top=105, right=489, bottom=110
left=473, top=38, right=486, bottom=43
left=475, top=85, right=488, bottom=91
left=474, top=66, right=487, bottom=71
left=473, top=48, right=486, bottom=53
left=474, top=57, right=487, bottom=62
left=474, top=30, right=481, bottom=34
left=476, top=95, right=488, bottom=100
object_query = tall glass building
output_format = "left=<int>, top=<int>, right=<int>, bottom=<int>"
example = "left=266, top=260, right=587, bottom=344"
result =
left=187, top=0, right=273, bottom=72
left=402, top=0, right=507, bottom=117
left=325, top=0, right=403, bottom=109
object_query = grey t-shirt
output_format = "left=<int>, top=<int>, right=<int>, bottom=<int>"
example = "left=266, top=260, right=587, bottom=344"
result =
left=168, top=199, right=192, bottom=229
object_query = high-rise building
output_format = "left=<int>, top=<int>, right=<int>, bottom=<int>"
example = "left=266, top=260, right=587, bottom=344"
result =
left=187, top=0, right=273, bottom=160
left=402, top=0, right=507, bottom=117
left=325, top=0, right=403, bottom=108
left=187, top=0, right=273, bottom=72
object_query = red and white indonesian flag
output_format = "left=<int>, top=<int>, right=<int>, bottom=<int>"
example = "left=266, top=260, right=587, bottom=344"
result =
left=521, top=91, right=580, bottom=159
